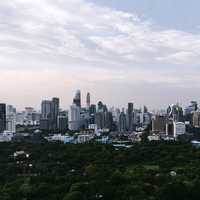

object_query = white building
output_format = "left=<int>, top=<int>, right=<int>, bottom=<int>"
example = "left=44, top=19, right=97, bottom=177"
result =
left=77, top=134, right=93, bottom=143
left=173, top=122, right=186, bottom=138
left=0, top=131, right=14, bottom=142
left=88, top=124, right=99, bottom=136
left=68, top=104, right=81, bottom=131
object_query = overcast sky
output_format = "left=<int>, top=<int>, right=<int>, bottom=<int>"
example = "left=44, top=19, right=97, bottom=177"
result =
left=1, top=0, right=200, bottom=111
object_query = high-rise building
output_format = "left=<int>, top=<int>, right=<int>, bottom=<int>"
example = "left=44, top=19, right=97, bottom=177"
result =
left=68, top=104, right=81, bottom=131
left=51, top=97, right=60, bottom=130
left=167, top=104, right=183, bottom=122
left=73, top=90, right=81, bottom=107
left=40, top=98, right=60, bottom=130
left=41, top=100, right=52, bottom=119
left=104, top=112, right=113, bottom=131
left=57, top=115, right=68, bottom=131
left=152, top=115, right=166, bottom=134
left=6, top=105, right=16, bottom=133
left=193, top=111, right=200, bottom=128
left=118, top=111, right=126, bottom=132
left=86, top=92, right=90, bottom=109
left=97, top=101, right=104, bottom=112
left=95, top=112, right=104, bottom=129
left=0, top=104, right=6, bottom=133
left=127, top=103, right=134, bottom=131
left=89, top=104, right=96, bottom=115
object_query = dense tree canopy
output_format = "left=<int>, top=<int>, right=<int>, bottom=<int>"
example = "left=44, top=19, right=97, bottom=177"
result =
left=0, top=141, right=200, bottom=199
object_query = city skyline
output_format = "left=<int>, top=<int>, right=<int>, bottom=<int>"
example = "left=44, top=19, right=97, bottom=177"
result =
left=1, top=0, right=200, bottom=109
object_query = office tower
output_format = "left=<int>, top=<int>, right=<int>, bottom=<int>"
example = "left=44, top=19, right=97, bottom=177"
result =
left=73, top=90, right=81, bottom=107
left=24, top=107, right=35, bottom=126
left=6, top=105, right=16, bottom=133
left=127, top=103, right=134, bottom=131
left=51, top=97, right=60, bottom=130
left=57, top=115, right=68, bottom=131
left=167, top=104, right=183, bottom=122
left=104, top=112, right=113, bottom=131
left=118, top=111, right=126, bottom=132
left=86, top=92, right=90, bottom=109
left=97, top=101, right=104, bottom=112
left=68, top=104, right=81, bottom=131
left=193, top=111, right=200, bottom=128
left=95, top=112, right=104, bottom=129
left=0, top=104, right=6, bottom=133
left=40, top=100, right=52, bottom=130
left=143, top=106, right=148, bottom=113
left=41, top=100, right=52, bottom=119
left=185, top=101, right=198, bottom=115
left=152, top=115, right=166, bottom=134
left=89, top=104, right=96, bottom=115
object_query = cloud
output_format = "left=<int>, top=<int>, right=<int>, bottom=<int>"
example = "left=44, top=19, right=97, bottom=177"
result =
left=0, top=0, right=200, bottom=109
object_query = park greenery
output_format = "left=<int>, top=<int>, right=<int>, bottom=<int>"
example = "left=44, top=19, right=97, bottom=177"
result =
left=0, top=141, right=200, bottom=200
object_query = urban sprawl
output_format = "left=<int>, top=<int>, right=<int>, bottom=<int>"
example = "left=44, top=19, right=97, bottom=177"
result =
left=1, top=90, right=200, bottom=146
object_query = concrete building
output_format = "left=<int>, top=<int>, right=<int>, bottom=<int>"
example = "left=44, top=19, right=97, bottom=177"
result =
left=193, top=111, right=200, bottom=128
left=73, top=90, right=81, bottom=107
left=51, top=97, right=60, bottom=130
left=127, top=103, right=134, bottom=131
left=6, top=105, right=16, bottom=133
left=118, top=111, right=126, bottom=132
left=0, top=104, right=6, bottom=133
left=86, top=92, right=90, bottom=109
left=152, top=115, right=166, bottom=134
left=57, top=115, right=68, bottom=131
left=68, top=104, right=81, bottom=131
left=173, top=122, right=186, bottom=137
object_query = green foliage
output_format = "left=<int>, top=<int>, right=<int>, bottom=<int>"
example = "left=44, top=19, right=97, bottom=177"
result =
left=0, top=142, right=200, bottom=199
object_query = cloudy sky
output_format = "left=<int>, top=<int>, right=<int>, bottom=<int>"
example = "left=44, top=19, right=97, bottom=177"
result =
left=1, top=0, right=200, bottom=110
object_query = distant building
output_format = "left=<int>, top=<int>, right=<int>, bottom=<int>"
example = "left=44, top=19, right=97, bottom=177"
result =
left=167, top=104, right=183, bottom=122
left=40, top=98, right=60, bottom=130
left=127, top=103, right=134, bottom=131
left=193, top=111, right=200, bottom=128
left=6, top=105, right=16, bottom=133
left=51, top=97, right=60, bottom=130
left=173, top=122, right=186, bottom=137
left=68, top=104, right=81, bottom=131
left=104, top=112, right=113, bottom=131
left=57, top=115, right=68, bottom=131
left=86, top=92, right=90, bottom=109
left=77, top=134, right=93, bottom=143
left=0, top=104, right=6, bottom=133
left=152, top=115, right=166, bottom=134
left=95, top=112, right=104, bottom=129
left=41, top=100, right=52, bottom=119
left=118, top=111, right=126, bottom=132
left=73, top=90, right=81, bottom=107
left=89, top=104, right=96, bottom=115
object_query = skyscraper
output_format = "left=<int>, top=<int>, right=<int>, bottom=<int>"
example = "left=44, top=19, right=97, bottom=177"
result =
left=73, top=90, right=81, bottom=107
left=40, top=100, right=52, bottom=130
left=68, top=104, right=81, bottom=131
left=118, top=111, right=126, bottom=132
left=0, top=104, right=6, bottom=133
left=41, top=100, right=52, bottom=119
left=40, top=98, right=60, bottom=130
left=51, top=97, right=60, bottom=130
left=127, top=103, right=134, bottom=131
left=86, top=92, right=90, bottom=109
left=6, top=105, right=16, bottom=133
